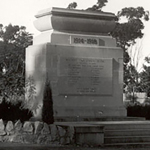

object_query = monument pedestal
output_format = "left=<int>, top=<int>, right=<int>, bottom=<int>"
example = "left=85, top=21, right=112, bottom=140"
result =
left=26, top=7, right=126, bottom=120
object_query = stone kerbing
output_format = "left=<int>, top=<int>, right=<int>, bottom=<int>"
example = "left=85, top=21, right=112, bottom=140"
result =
left=0, top=119, right=74, bottom=145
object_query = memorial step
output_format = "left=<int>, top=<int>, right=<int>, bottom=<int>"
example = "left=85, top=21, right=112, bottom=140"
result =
left=105, top=129, right=150, bottom=137
left=54, top=116, right=145, bottom=122
left=102, top=121, right=150, bottom=130
left=104, top=121, right=150, bottom=146
left=104, top=142, right=150, bottom=147
left=104, top=136, right=150, bottom=144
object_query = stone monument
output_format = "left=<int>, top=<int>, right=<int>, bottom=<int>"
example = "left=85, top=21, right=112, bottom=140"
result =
left=26, top=7, right=126, bottom=120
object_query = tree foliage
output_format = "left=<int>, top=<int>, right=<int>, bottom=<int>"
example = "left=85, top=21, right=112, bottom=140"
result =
left=111, top=7, right=149, bottom=91
left=140, top=57, right=150, bottom=96
left=112, top=7, right=149, bottom=49
left=67, top=0, right=108, bottom=11
left=0, top=24, right=33, bottom=102
left=67, top=2, right=77, bottom=9
left=86, top=0, right=108, bottom=11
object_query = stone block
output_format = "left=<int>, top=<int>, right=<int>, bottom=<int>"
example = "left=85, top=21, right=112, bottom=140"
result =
left=3, top=135, right=10, bottom=142
left=60, top=137, right=65, bottom=145
left=37, top=135, right=52, bottom=144
left=0, top=136, right=3, bottom=142
left=49, top=124, right=59, bottom=141
left=26, top=43, right=126, bottom=119
left=75, top=125, right=104, bottom=146
left=41, top=123, right=50, bottom=135
left=23, top=122, right=33, bottom=134
left=23, top=134, right=37, bottom=144
left=11, top=135, right=23, bottom=143
left=34, top=121, right=43, bottom=134
left=6, top=121, right=14, bottom=135
left=65, top=137, right=70, bottom=145
left=14, top=120, right=22, bottom=133
left=66, top=126, right=75, bottom=142
left=60, top=136, right=70, bottom=145
left=0, top=119, right=6, bottom=135
left=58, top=126, right=66, bottom=137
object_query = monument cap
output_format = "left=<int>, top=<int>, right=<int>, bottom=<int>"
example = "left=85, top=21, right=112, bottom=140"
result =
left=34, top=7, right=117, bottom=34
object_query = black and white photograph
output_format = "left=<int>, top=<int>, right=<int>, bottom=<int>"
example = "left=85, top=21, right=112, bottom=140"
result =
left=0, top=0, right=150, bottom=149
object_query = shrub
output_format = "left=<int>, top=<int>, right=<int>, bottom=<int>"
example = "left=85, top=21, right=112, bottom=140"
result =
left=127, top=103, right=150, bottom=120
left=42, top=80, right=54, bottom=124
left=0, top=98, right=33, bottom=122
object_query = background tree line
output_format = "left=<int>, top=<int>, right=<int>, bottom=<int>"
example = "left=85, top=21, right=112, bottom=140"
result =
left=0, top=24, right=32, bottom=102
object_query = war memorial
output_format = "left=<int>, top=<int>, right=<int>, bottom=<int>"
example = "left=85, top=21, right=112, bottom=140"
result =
left=23, top=7, right=150, bottom=146
left=0, top=7, right=150, bottom=147
left=26, top=7, right=126, bottom=120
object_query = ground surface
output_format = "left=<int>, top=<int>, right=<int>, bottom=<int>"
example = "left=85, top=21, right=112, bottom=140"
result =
left=1, top=143, right=150, bottom=150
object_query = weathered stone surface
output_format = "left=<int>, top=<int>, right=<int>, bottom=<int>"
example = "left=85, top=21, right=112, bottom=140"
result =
left=41, top=123, right=50, bottom=135
left=10, top=135, right=23, bottom=143
left=49, top=124, right=59, bottom=141
left=58, top=126, right=66, bottom=137
left=65, top=137, right=70, bottom=144
left=6, top=121, right=14, bottom=135
left=34, top=121, right=43, bottom=134
left=66, top=126, right=75, bottom=142
left=60, top=137, right=65, bottom=145
left=45, top=135, right=52, bottom=144
left=34, top=7, right=116, bottom=34
left=37, top=135, right=52, bottom=144
left=0, top=119, right=6, bottom=135
left=0, top=136, right=3, bottom=142
left=3, top=135, right=10, bottom=142
left=23, top=122, right=33, bottom=134
left=14, top=120, right=22, bottom=132
left=23, top=134, right=37, bottom=144
left=60, top=136, right=70, bottom=145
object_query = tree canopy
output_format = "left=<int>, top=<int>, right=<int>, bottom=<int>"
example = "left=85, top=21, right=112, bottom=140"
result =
left=0, top=24, right=33, bottom=102
left=111, top=7, right=149, bottom=91
left=140, top=57, right=150, bottom=96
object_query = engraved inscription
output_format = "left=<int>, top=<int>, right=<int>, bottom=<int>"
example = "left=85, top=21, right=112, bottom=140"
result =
left=71, top=36, right=105, bottom=46
left=71, top=36, right=99, bottom=46
left=58, top=57, right=113, bottom=95
left=74, top=38, right=98, bottom=45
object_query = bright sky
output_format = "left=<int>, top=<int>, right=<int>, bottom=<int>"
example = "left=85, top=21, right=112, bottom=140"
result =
left=1, top=0, right=150, bottom=65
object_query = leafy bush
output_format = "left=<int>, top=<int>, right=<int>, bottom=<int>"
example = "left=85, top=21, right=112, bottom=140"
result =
left=0, top=24, right=32, bottom=104
left=127, top=102, right=150, bottom=120
left=0, top=98, right=33, bottom=122
left=24, top=76, right=36, bottom=110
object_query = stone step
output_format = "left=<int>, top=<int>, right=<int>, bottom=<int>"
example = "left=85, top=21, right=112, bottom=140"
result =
left=104, top=142, right=150, bottom=147
left=54, top=116, right=145, bottom=122
left=103, top=122, right=150, bottom=130
left=104, top=136, right=150, bottom=144
left=55, top=121, right=150, bottom=130
left=105, top=129, right=150, bottom=137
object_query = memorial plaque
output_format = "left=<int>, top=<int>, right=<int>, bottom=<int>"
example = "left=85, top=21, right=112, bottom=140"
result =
left=58, top=57, right=113, bottom=95
left=71, top=36, right=105, bottom=46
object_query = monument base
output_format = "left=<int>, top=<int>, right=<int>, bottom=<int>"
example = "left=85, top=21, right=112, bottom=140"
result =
left=26, top=42, right=126, bottom=120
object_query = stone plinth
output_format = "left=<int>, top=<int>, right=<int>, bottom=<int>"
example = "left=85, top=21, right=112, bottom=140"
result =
left=34, top=7, right=117, bottom=33
left=33, top=7, right=117, bottom=45
left=75, top=125, right=104, bottom=146
left=26, top=7, right=126, bottom=120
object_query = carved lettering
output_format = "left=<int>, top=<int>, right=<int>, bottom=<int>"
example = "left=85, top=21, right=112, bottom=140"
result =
left=58, top=57, right=113, bottom=95
left=72, top=36, right=99, bottom=45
